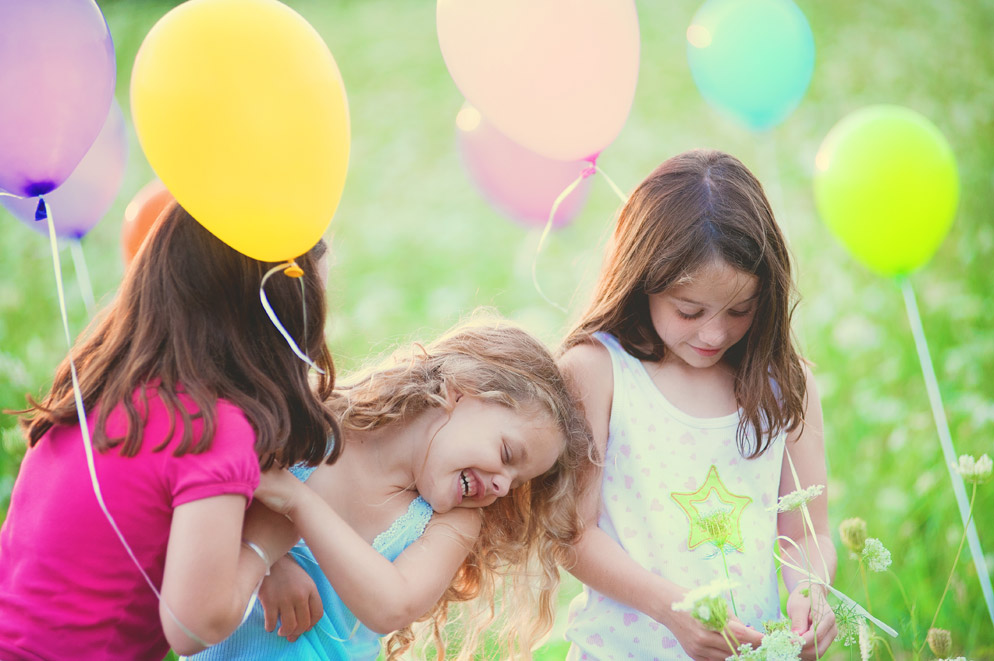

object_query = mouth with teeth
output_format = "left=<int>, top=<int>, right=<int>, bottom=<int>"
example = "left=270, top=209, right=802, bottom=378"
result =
left=459, top=470, right=478, bottom=498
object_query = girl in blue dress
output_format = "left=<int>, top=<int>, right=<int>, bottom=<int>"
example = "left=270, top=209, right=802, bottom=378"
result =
left=192, top=316, right=592, bottom=660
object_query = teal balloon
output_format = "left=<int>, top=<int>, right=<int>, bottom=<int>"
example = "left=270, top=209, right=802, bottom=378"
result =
left=687, top=0, right=814, bottom=131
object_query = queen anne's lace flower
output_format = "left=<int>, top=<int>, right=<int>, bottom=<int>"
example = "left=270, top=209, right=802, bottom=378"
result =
left=861, top=537, right=892, bottom=572
left=833, top=604, right=862, bottom=646
left=839, top=517, right=868, bottom=554
left=927, top=628, right=952, bottom=657
left=672, top=579, right=736, bottom=632
left=733, top=626, right=803, bottom=661
left=770, top=484, right=825, bottom=513
left=952, top=454, right=993, bottom=484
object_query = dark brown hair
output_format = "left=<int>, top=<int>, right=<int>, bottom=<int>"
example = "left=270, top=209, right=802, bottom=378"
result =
left=563, top=149, right=806, bottom=457
left=20, top=203, right=341, bottom=468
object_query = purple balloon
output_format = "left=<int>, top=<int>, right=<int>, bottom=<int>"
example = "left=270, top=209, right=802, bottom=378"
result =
left=456, top=105, right=593, bottom=230
left=1, top=101, right=127, bottom=238
left=0, top=0, right=116, bottom=197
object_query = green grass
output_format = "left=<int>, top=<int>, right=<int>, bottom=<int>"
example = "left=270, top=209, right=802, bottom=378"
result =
left=2, top=1, right=993, bottom=659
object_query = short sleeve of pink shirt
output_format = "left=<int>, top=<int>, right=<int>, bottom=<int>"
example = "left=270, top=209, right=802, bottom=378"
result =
left=163, top=398, right=260, bottom=508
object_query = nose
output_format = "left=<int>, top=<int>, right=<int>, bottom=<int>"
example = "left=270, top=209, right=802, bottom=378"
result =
left=490, top=472, right=511, bottom=497
left=698, top=317, right=728, bottom=347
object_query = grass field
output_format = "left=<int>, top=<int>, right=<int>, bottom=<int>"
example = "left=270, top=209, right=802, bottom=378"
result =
left=2, top=1, right=993, bottom=658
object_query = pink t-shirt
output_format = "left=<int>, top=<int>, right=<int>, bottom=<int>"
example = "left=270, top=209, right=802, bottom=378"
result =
left=0, top=389, right=260, bottom=661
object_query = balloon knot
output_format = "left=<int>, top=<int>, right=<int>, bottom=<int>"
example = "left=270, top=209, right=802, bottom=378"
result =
left=34, top=198, right=48, bottom=221
left=283, top=262, right=304, bottom=278
left=580, top=166, right=597, bottom=179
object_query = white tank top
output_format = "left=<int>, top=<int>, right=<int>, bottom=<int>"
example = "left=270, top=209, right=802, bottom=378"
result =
left=565, top=332, right=786, bottom=660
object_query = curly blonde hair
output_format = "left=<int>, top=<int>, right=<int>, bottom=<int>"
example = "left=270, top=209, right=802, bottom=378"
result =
left=330, top=313, right=593, bottom=659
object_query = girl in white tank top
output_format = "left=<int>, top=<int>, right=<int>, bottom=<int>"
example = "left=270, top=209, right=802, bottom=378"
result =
left=560, top=150, right=837, bottom=660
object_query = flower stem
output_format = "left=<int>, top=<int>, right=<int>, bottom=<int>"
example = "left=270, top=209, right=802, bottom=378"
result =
left=886, top=568, right=919, bottom=655
left=719, top=546, right=739, bottom=617
left=802, top=520, right=821, bottom=660
left=858, top=560, right=872, bottom=612
left=720, top=628, right=740, bottom=659
left=918, top=482, right=977, bottom=657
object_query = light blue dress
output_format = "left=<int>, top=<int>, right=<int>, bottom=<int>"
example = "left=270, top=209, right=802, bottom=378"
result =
left=191, top=465, right=434, bottom=661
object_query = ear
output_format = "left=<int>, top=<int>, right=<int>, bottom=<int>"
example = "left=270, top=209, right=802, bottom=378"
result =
left=443, top=384, right=463, bottom=410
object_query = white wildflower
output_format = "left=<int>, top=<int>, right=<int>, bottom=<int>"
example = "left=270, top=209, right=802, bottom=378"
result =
left=673, top=578, right=736, bottom=632
left=728, top=626, right=802, bottom=661
left=858, top=617, right=873, bottom=660
left=861, top=537, right=892, bottom=572
left=771, top=484, right=825, bottom=512
left=952, top=454, right=993, bottom=484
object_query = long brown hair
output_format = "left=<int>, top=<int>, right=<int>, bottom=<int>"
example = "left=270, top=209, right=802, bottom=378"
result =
left=563, top=149, right=806, bottom=457
left=20, top=203, right=341, bottom=468
left=331, top=314, right=592, bottom=659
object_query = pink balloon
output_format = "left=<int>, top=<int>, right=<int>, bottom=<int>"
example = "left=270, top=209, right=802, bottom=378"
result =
left=0, top=0, right=116, bottom=197
left=1, top=102, right=127, bottom=238
left=437, top=0, right=640, bottom=162
left=456, top=106, right=592, bottom=229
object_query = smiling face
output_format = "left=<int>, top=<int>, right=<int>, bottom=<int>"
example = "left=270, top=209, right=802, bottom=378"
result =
left=415, top=395, right=563, bottom=513
left=648, top=259, right=759, bottom=369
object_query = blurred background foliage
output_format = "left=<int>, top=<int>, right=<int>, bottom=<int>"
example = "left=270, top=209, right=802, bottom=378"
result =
left=1, top=1, right=992, bottom=658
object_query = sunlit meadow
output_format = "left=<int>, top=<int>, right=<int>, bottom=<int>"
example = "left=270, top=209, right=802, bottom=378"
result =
left=1, top=1, right=992, bottom=659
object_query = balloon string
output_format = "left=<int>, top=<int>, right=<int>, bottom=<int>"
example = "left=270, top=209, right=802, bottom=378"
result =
left=595, top=164, right=628, bottom=204
left=531, top=167, right=595, bottom=313
left=899, top=275, right=994, bottom=627
left=69, top=239, right=96, bottom=316
left=260, top=264, right=324, bottom=374
left=41, top=198, right=210, bottom=647
left=782, top=447, right=832, bottom=582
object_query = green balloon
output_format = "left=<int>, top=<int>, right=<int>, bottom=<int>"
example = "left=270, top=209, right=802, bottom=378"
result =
left=813, top=105, right=959, bottom=277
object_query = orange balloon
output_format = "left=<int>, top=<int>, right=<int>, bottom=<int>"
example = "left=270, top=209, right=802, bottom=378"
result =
left=121, top=179, right=175, bottom=266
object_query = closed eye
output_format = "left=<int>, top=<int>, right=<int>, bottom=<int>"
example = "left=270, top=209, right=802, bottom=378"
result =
left=676, top=309, right=703, bottom=320
left=502, top=442, right=511, bottom=464
left=728, top=308, right=753, bottom=318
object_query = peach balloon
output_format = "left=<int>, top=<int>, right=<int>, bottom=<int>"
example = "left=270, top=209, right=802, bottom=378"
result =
left=456, top=105, right=592, bottom=229
left=437, top=0, right=640, bottom=162
left=121, top=179, right=175, bottom=266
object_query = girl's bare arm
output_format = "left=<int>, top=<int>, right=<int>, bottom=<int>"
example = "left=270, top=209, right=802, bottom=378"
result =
left=255, top=470, right=481, bottom=634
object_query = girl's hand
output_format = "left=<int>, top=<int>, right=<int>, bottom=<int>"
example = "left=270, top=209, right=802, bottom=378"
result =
left=785, top=583, right=837, bottom=660
left=254, top=468, right=305, bottom=517
left=258, top=555, right=324, bottom=643
left=667, top=609, right=763, bottom=661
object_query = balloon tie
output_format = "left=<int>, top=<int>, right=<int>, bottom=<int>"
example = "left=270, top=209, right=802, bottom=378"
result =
left=42, top=197, right=215, bottom=646
left=35, top=198, right=48, bottom=221
left=899, top=275, right=994, bottom=626
left=283, top=260, right=304, bottom=278
left=260, top=263, right=324, bottom=374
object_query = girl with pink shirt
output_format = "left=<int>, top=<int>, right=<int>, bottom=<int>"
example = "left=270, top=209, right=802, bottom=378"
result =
left=0, top=203, right=339, bottom=660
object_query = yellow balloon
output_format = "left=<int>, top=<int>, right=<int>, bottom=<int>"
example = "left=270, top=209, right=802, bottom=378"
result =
left=131, top=0, right=350, bottom=262
left=813, top=105, right=958, bottom=277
